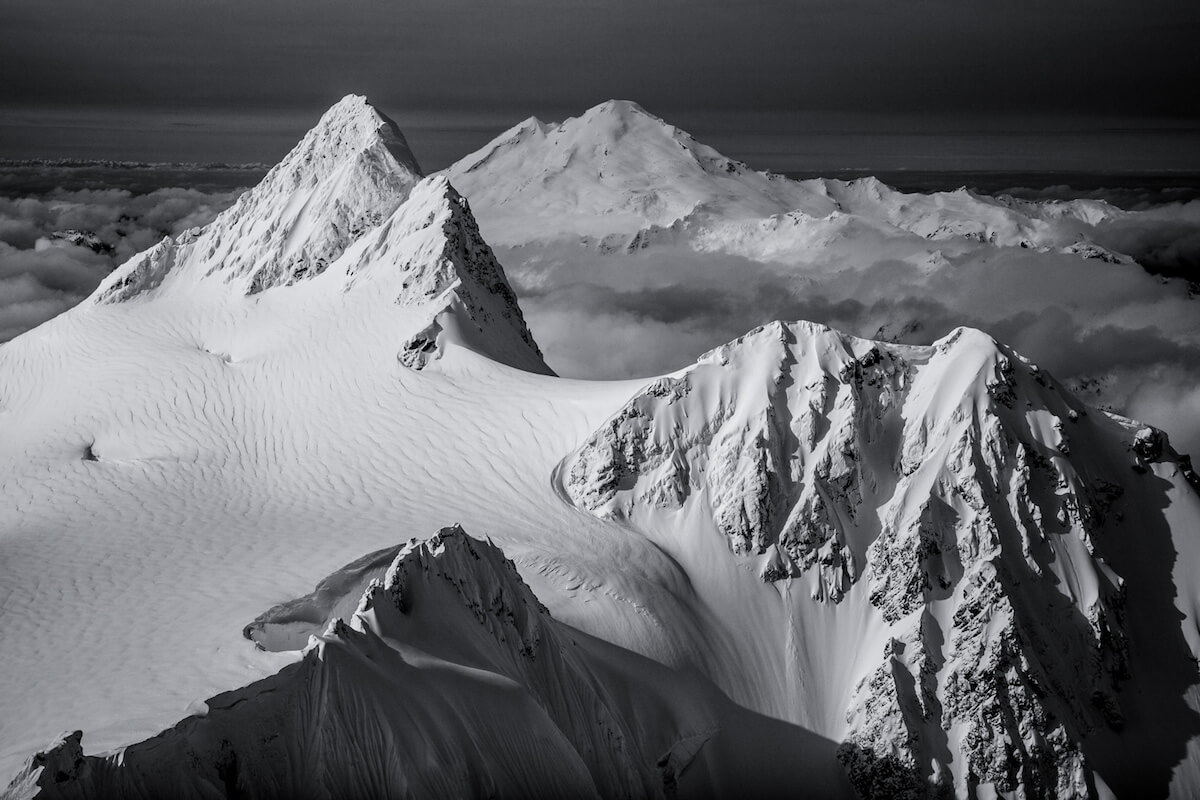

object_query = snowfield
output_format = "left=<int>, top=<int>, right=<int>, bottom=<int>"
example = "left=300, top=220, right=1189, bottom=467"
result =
left=3, top=95, right=1200, bottom=799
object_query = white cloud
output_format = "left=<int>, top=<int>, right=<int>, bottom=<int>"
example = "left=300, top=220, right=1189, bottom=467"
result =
left=0, top=185, right=243, bottom=341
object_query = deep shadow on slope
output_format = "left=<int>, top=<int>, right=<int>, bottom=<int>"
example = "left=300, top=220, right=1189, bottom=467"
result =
left=1082, top=468, right=1200, bottom=798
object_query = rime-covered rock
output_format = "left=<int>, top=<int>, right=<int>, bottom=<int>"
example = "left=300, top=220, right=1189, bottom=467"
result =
left=562, top=320, right=1167, bottom=797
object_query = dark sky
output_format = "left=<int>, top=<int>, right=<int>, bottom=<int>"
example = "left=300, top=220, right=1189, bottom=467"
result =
left=3, top=0, right=1199, bottom=170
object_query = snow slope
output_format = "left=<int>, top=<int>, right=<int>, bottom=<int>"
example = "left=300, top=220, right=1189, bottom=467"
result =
left=2, top=96, right=1200, bottom=799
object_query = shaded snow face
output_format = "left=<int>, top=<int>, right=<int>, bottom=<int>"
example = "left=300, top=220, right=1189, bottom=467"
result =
left=8, top=526, right=852, bottom=800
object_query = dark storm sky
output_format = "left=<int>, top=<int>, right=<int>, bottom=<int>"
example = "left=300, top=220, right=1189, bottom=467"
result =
left=3, top=0, right=1199, bottom=170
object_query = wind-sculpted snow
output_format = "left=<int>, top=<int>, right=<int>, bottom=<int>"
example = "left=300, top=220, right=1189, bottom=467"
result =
left=97, top=94, right=423, bottom=302
left=562, top=319, right=1196, bottom=797
left=3, top=527, right=851, bottom=800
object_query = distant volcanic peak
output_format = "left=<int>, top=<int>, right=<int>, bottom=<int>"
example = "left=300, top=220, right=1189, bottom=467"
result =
left=444, top=100, right=841, bottom=245
left=95, top=94, right=425, bottom=303
left=561, top=99, right=709, bottom=162
left=470, top=100, right=684, bottom=174
left=578, top=98, right=664, bottom=126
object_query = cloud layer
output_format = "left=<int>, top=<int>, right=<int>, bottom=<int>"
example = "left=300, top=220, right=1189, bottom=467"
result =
left=0, top=186, right=243, bottom=341
left=503, top=229, right=1200, bottom=456
left=4, top=174, right=1197, bottom=458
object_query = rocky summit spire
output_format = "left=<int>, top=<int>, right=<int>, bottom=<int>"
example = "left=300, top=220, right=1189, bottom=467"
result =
left=343, top=174, right=553, bottom=375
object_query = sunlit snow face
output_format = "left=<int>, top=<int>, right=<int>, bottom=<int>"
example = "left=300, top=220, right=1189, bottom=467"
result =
left=503, top=235, right=1200, bottom=456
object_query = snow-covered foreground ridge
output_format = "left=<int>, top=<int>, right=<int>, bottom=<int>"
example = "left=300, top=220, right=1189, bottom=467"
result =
left=1, top=95, right=1199, bottom=799
left=4, top=526, right=850, bottom=799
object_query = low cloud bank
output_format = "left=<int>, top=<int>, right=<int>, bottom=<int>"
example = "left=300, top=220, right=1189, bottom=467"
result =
left=3, top=174, right=1196, bottom=456
left=0, top=186, right=244, bottom=340
left=506, top=241, right=1200, bottom=456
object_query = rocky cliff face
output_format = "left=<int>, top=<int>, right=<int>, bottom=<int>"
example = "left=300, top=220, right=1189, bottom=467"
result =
left=561, top=319, right=1184, bottom=797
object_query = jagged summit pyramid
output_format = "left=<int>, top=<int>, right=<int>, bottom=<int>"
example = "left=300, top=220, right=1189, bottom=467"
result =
left=100, top=94, right=425, bottom=301
left=75, top=94, right=550, bottom=374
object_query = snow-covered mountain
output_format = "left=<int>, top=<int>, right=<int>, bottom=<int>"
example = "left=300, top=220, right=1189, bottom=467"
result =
left=443, top=99, right=1128, bottom=258
left=562, top=320, right=1200, bottom=797
left=442, top=99, right=838, bottom=244
left=89, top=94, right=547, bottom=374
left=2, top=95, right=1200, bottom=799
left=443, top=100, right=1200, bottom=463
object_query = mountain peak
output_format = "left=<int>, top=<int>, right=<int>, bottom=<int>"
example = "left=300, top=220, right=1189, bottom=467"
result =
left=95, top=94, right=424, bottom=302
left=560, top=317, right=1162, bottom=795
left=444, top=100, right=837, bottom=244
left=584, top=98, right=658, bottom=121
left=298, top=94, right=422, bottom=179
left=344, top=174, right=552, bottom=374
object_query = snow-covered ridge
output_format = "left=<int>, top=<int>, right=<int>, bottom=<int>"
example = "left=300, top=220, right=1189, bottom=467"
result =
left=561, top=318, right=1189, bottom=796
left=3, top=527, right=850, bottom=800
left=96, top=94, right=423, bottom=301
